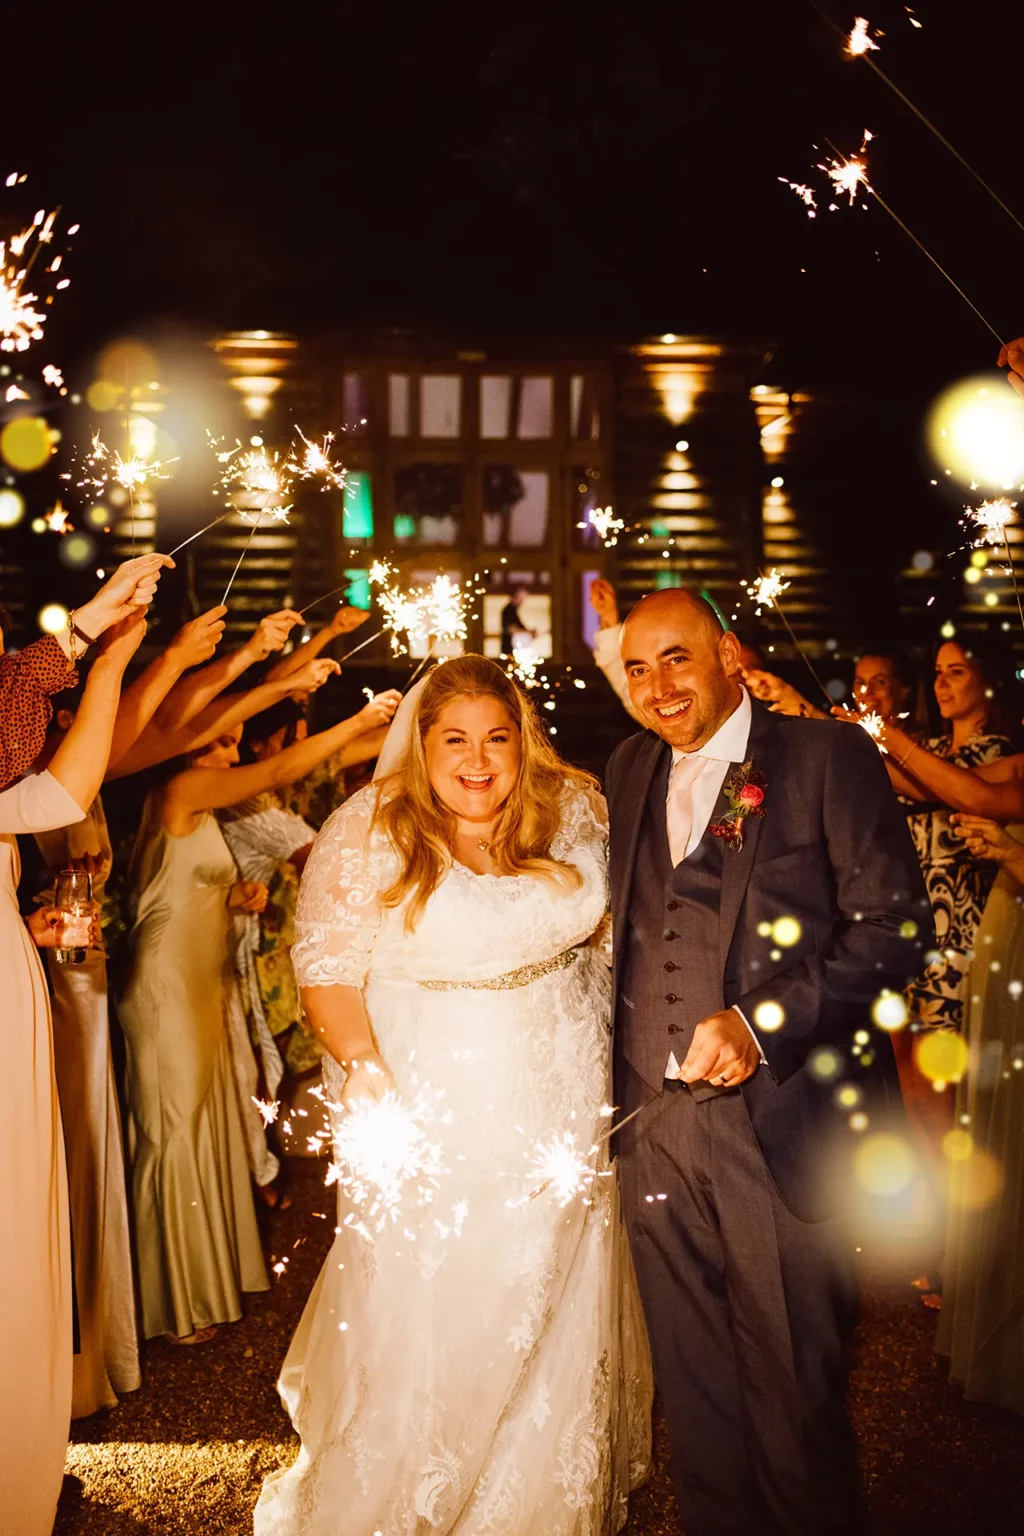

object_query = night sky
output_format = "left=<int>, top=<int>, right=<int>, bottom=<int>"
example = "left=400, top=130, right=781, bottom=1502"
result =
left=6, top=2, right=1022, bottom=394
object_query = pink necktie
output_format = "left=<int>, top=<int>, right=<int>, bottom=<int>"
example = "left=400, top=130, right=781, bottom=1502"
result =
left=666, top=752, right=703, bottom=866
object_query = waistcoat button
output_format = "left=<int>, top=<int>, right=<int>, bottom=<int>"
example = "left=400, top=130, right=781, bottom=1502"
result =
left=667, top=1023, right=679, bottom=1035
left=663, top=929, right=678, bottom=941
left=665, top=992, right=678, bottom=1004
left=664, top=961, right=676, bottom=972
left=666, top=901, right=679, bottom=912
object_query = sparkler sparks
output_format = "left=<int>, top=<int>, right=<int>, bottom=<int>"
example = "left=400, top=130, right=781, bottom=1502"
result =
left=44, top=500, right=71, bottom=534
left=0, top=186, right=77, bottom=354
left=857, top=711, right=887, bottom=750
left=252, top=1096, right=281, bottom=1128
left=288, top=428, right=347, bottom=491
left=846, top=16, right=879, bottom=56
left=966, top=497, right=1016, bottom=547
left=213, top=436, right=293, bottom=522
left=518, top=1132, right=599, bottom=1207
left=368, top=561, right=469, bottom=657
left=65, top=430, right=178, bottom=500
left=577, top=505, right=625, bottom=547
left=779, top=179, right=818, bottom=218
left=326, top=1085, right=448, bottom=1240
left=745, top=568, right=791, bottom=610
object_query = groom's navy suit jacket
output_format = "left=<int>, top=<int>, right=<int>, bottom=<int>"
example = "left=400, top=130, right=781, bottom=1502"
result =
left=605, top=700, right=934, bottom=1219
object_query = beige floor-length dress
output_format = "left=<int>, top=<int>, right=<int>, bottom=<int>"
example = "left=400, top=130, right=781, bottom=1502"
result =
left=35, top=794, right=141, bottom=1416
left=0, top=770, right=84, bottom=1536
left=118, top=797, right=269, bottom=1339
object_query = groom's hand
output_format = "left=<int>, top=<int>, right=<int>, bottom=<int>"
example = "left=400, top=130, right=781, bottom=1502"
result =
left=678, top=1008, right=761, bottom=1089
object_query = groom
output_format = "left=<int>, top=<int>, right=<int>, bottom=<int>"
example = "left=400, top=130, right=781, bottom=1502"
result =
left=605, top=589, right=932, bottom=1536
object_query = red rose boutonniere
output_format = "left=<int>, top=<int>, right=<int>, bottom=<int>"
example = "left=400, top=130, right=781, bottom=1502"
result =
left=709, top=760, right=767, bottom=852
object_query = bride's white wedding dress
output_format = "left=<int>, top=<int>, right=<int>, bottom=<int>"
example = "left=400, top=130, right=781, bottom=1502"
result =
left=254, top=782, right=652, bottom=1535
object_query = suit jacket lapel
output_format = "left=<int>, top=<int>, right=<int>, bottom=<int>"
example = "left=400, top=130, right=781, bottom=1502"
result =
left=612, top=732, right=668, bottom=967
left=717, top=703, right=782, bottom=976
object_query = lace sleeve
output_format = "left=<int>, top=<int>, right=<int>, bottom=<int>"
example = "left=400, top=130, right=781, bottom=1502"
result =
left=551, top=781, right=609, bottom=861
left=291, top=787, right=384, bottom=989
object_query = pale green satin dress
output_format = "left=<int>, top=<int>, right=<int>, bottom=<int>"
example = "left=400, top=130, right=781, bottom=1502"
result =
left=118, top=796, right=268, bottom=1339
left=936, top=835, right=1024, bottom=1415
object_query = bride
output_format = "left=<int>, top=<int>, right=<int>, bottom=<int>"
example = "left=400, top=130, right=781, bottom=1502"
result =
left=255, top=655, right=651, bottom=1535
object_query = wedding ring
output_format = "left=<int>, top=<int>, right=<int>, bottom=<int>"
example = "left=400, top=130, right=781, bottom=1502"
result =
left=717, top=1074, right=729, bottom=1086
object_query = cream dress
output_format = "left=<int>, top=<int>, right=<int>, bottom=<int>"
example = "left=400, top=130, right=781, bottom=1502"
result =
left=118, top=798, right=269, bottom=1338
left=0, top=770, right=83, bottom=1535
left=36, top=794, right=141, bottom=1416
left=255, top=783, right=652, bottom=1536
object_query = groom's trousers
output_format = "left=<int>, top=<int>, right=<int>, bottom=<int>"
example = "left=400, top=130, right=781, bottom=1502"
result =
left=617, top=1062, right=861, bottom=1536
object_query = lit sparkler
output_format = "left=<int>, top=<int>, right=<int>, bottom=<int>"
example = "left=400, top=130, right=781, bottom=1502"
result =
left=252, top=1096, right=281, bottom=1127
left=288, top=428, right=347, bottom=491
left=67, top=430, right=178, bottom=498
left=211, top=435, right=294, bottom=603
left=577, top=505, right=625, bottom=547
left=44, top=500, right=71, bottom=534
left=0, top=183, right=77, bottom=354
left=846, top=16, right=879, bottom=56
left=857, top=710, right=887, bottom=751
left=518, top=1132, right=600, bottom=1207
left=964, top=498, right=1024, bottom=630
left=744, top=566, right=832, bottom=708
left=778, top=179, right=818, bottom=219
left=326, top=1085, right=448, bottom=1240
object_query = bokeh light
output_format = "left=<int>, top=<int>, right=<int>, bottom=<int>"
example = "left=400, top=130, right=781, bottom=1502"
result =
left=871, top=990, right=908, bottom=1031
left=1, top=415, right=52, bottom=471
left=927, top=374, right=1024, bottom=489
left=854, top=1132, right=917, bottom=1198
left=85, top=503, right=111, bottom=529
left=37, top=603, right=69, bottom=634
left=915, top=1029, right=968, bottom=1084
left=771, top=916, right=802, bottom=948
left=946, top=1147, right=1003, bottom=1211
left=753, top=1000, right=785, bottom=1032
left=942, top=1128, right=974, bottom=1163
left=808, top=1046, right=843, bottom=1081
left=58, top=532, right=96, bottom=569
left=0, top=487, right=25, bottom=527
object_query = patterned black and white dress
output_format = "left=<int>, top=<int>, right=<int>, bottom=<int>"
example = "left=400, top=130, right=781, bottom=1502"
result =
left=905, top=732, right=1012, bottom=1031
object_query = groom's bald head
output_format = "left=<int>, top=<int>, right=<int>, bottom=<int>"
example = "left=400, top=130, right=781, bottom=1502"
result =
left=621, top=588, right=742, bottom=751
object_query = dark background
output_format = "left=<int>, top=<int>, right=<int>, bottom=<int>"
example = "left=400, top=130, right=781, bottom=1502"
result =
left=5, top=1, right=1021, bottom=389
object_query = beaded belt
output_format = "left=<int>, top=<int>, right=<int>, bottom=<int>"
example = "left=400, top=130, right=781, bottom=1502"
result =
left=417, top=945, right=581, bottom=993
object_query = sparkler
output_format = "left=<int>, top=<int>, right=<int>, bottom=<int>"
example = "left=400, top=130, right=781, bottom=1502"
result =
left=785, top=134, right=1006, bottom=345
left=744, top=567, right=833, bottom=708
left=964, top=498, right=1024, bottom=629
left=577, top=505, right=626, bottom=547
left=827, top=8, right=1024, bottom=238
left=326, top=1084, right=448, bottom=1241
left=0, top=182, right=77, bottom=354
left=857, top=710, right=887, bottom=750
left=212, top=438, right=294, bottom=604
left=287, top=428, right=347, bottom=490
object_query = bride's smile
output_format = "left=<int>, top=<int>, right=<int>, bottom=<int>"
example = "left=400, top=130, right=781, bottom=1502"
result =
left=424, top=694, right=520, bottom=823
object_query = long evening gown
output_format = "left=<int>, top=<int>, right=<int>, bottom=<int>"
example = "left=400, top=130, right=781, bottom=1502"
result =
left=255, top=783, right=652, bottom=1536
left=0, top=770, right=84, bottom=1535
left=35, top=794, right=141, bottom=1416
left=936, top=837, right=1024, bottom=1413
left=118, top=796, right=269, bottom=1338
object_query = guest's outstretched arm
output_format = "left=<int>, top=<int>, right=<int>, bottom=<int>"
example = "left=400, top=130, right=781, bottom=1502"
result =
left=106, top=608, right=227, bottom=770
left=265, top=605, right=369, bottom=684
left=880, top=722, right=1024, bottom=817
left=49, top=614, right=148, bottom=809
left=152, top=608, right=303, bottom=732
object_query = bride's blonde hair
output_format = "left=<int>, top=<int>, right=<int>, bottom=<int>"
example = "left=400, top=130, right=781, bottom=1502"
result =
left=373, top=654, right=596, bottom=930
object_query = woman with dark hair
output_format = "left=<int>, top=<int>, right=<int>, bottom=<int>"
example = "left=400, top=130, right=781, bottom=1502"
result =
left=256, top=656, right=651, bottom=1534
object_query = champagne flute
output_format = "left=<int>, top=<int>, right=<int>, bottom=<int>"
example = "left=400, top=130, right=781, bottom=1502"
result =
left=54, top=867, right=93, bottom=966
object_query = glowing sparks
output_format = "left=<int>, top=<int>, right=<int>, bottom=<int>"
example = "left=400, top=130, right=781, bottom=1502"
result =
left=0, top=184, right=77, bottom=353
left=288, top=428, right=347, bottom=491
left=967, top=497, right=1016, bottom=547
left=42, top=364, right=64, bottom=391
left=779, top=179, right=818, bottom=219
left=745, top=568, right=791, bottom=610
left=65, top=430, right=178, bottom=501
left=517, top=1131, right=602, bottom=1207
left=847, top=16, right=880, bottom=56
left=368, top=561, right=468, bottom=656
left=327, top=1086, right=448, bottom=1239
left=826, top=151, right=871, bottom=205
left=857, top=710, right=887, bottom=751
left=252, top=1096, right=281, bottom=1128
left=507, top=644, right=541, bottom=689
left=44, top=500, right=71, bottom=534
left=577, top=504, right=625, bottom=546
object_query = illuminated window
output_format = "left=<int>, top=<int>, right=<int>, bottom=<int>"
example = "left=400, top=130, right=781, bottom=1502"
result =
left=342, top=471, right=373, bottom=540
left=394, top=464, right=463, bottom=545
left=480, top=376, right=512, bottom=439
left=517, top=377, right=553, bottom=439
left=482, top=467, right=549, bottom=547
left=343, top=568, right=371, bottom=609
left=483, top=571, right=552, bottom=659
left=572, top=467, right=607, bottom=549
left=342, top=373, right=369, bottom=434
left=420, top=376, right=461, bottom=437
left=570, top=375, right=600, bottom=440
left=388, top=375, right=410, bottom=437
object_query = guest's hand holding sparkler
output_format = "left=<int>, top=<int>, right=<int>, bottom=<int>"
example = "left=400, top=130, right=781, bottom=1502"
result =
left=248, top=608, right=304, bottom=661
left=950, top=816, right=1024, bottom=883
left=283, top=655, right=341, bottom=697
left=340, top=1050, right=397, bottom=1111
left=70, top=553, right=174, bottom=647
left=589, top=578, right=620, bottom=631
left=998, top=337, right=1024, bottom=400
left=166, top=606, right=228, bottom=670
left=743, top=668, right=825, bottom=719
left=265, top=605, right=369, bottom=685
left=353, top=690, right=402, bottom=733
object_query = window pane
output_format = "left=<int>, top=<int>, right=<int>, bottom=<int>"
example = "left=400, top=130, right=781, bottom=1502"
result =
left=570, top=374, right=600, bottom=439
left=388, top=374, right=410, bottom=437
left=480, top=376, right=511, bottom=439
left=342, top=372, right=369, bottom=434
left=483, top=574, right=553, bottom=661
left=343, top=568, right=371, bottom=609
left=517, top=376, right=553, bottom=439
left=393, top=464, right=463, bottom=545
left=482, top=466, right=549, bottom=547
left=420, top=375, right=461, bottom=438
left=342, top=470, right=373, bottom=541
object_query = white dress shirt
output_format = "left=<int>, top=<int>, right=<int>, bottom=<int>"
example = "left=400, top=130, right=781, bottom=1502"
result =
left=662, top=688, right=766, bottom=1079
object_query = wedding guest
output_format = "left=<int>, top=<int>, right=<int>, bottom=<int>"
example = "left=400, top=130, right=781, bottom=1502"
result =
left=998, top=335, right=1024, bottom=399
left=0, top=554, right=169, bottom=1536
left=218, top=689, right=400, bottom=1203
left=30, top=607, right=228, bottom=1415
left=936, top=813, right=1024, bottom=1413
left=117, top=656, right=398, bottom=1345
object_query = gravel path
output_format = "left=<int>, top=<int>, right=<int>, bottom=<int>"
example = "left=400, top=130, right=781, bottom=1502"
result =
left=56, top=1160, right=1024, bottom=1536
